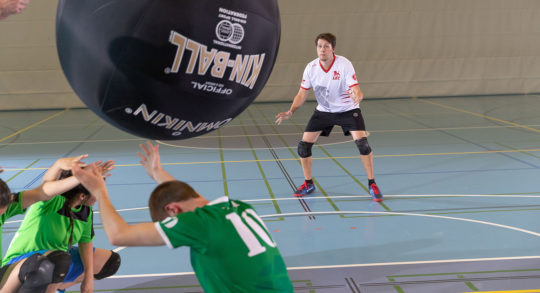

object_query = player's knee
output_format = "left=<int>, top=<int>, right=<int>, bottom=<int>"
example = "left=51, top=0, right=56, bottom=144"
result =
left=17, top=253, right=55, bottom=293
left=354, top=137, right=372, bottom=155
left=94, top=251, right=121, bottom=280
left=297, top=141, right=314, bottom=158
left=45, top=250, right=71, bottom=283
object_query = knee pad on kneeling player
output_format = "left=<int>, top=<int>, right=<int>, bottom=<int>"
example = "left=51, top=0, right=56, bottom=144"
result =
left=17, top=253, right=55, bottom=293
left=297, top=141, right=314, bottom=158
left=94, top=251, right=121, bottom=280
left=355, top=137, right=372, bottom=155
left=45, top=251, right=71, bottom=283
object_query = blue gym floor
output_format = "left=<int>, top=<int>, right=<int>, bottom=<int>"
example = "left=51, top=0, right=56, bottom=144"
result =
left=1, top=95, right=540, bottom=292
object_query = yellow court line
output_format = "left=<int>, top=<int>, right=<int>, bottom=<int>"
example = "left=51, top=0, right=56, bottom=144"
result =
left=465, top=289, right=540, bottom=293
left=417, top=98, right=540, bottom=134
left=0, top=109, right=70, bottom=143
left=2, top=148, right=539, bottom=171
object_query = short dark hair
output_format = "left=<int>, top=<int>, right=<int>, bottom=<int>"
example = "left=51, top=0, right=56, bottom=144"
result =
left=0, top=179, right=12, bottom=208
left=148, top=180, right=200, bottom=222
left=315, top=33, right=336, bottom=49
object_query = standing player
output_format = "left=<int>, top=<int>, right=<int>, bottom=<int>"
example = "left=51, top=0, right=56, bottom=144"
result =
left=72, top=142, right=294, bottom=293
left=275, top=32, right=383, bottom=201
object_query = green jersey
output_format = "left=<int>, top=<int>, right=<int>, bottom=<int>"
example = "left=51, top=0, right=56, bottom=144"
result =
left=155, top=197, right=293, bottom=293
left=0, top=192, right=26, bottom=258
left=2, top=195, right=94, bottom=266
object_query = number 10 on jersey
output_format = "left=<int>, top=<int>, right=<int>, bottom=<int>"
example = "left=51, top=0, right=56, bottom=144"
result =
left=226, top=209, right=276, bottom=257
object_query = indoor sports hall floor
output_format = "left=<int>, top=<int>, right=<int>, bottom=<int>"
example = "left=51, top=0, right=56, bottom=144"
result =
left=1, top=94, right=540, bottom=293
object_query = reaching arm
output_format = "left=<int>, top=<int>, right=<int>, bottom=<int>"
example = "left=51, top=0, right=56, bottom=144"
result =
left=21, top=176, right=80, bottom=209
left=41, top=154, right=88, bottom=183
left=72, top=163, right=165, bottom=247
left=78, top=242, right=94, bottom=293
left=137, top=141, right=175, bottom=184
left=23, top=159, right=115, bottom=209
left=275, top=88, right=309, bottom=125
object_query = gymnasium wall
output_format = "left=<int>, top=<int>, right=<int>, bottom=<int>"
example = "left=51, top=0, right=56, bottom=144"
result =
left=1, top=0, right=540, bottom=110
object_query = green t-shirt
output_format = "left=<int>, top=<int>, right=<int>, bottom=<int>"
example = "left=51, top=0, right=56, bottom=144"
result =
left=0, top=192, right=26, bottom=259
left=155, top=197, right=293, bottom=293
left=2, top=195, right=94, bottom=266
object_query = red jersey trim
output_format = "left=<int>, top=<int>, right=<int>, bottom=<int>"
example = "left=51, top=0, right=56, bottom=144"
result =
left=319, top=54, right=336, bottom=73
left=349, top=83, right=359, bottom=88
left=300, top=86, right=311, bottom=90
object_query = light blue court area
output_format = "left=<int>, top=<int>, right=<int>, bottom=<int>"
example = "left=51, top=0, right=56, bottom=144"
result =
left=1, top=95, right=540, bottom=292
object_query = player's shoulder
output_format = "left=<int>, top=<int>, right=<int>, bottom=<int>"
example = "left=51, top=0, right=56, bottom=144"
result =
left=335, top=55, right=353, bottom=66
left=306, top=58, right=319, bottom=68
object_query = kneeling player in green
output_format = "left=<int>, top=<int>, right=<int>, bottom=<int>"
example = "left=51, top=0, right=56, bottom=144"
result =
left=73, top=142, right=294, bottom=293
left=0, top=160, right=120, bottom=293
left=0, top=156, right=92, bottom=292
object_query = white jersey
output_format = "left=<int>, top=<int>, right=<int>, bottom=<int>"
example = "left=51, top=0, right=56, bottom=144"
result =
left=300, top=55, right=359, bottom=113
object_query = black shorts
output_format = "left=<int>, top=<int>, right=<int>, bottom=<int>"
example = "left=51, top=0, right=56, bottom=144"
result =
left=305, top=108, right=366, bottom=137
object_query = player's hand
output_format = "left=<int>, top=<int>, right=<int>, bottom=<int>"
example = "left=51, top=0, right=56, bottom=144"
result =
left=275, top=111, right=292, bottom=125
left=137, top=141, right=162, bottom=181
left=56, top=154, right=88, bottom=171
left=96, top=160, right=115, bottom=178
left=0, top=0, right=29, bottom=19
left=72, top=163, right=106, bottom=195
left=0, top=166, right=3, bottom=173
left=80, top=276, right=94, bottom=293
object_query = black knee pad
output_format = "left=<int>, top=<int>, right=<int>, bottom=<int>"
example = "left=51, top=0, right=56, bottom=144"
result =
left=94, top=251, right=121, bottom=280
left=17, top=253, right=54, bottom=293
left=45, top=251, right=71, bottom=283
left=297, top=141, right=314, bottom=158
left=355, top=137, right=372, bottom=155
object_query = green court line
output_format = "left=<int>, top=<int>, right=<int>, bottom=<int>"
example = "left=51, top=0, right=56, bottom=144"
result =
left=387, top=276, right=406, bottom=293
left=390, top=268, right=540, bottom=278
left=292, top=280, right=316, bottom=293
left=459, top=274, right=479, bottom=291
left=496, top=142, right=540, bottom=159
left=217, top=128, right=229, bottom=197
left=238, top=117, right=283, bottom=220
left=317, top=145, right=392, bottom=212
left=5, top=159, right=40, bottom=183
left=264, top=104, right=342, bottom=213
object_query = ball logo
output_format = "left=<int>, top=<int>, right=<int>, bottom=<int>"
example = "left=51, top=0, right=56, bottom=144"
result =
left=216, top=20, right=245, bottom=45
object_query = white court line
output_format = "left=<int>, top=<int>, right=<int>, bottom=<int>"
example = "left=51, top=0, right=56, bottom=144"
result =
left=108, top=206, right=540, bottom=262
left=106, top=255, right=540, bottom=278
left=4, top=193, right=540, bottom=225
left=260, top=211, right=540, bottom=237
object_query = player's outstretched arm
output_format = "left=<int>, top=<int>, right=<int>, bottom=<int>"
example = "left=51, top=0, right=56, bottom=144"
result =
left=41, top=154, right=88, bottom=183
left=275, top=88, right=308, bottom=125
left=137, top=141, right=175, bottom=184
left=22, top=176, right=79, bottom=209
left=73, top=163, right=165, bottom=247
left=22, top=159, right=115, bottom=209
